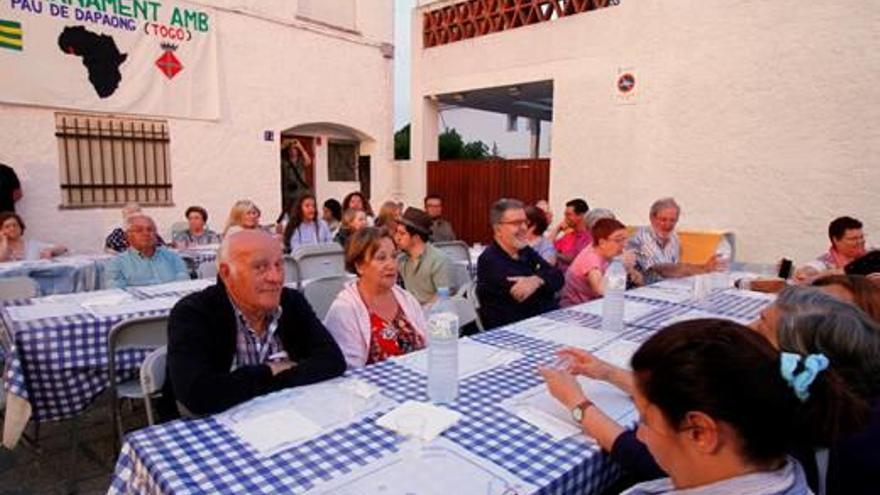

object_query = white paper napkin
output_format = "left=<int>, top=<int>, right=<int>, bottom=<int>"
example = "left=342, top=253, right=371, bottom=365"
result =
left=594, top=339, right=641, bottom=370
left=509, top=379, right=635, bottom=442
left=376, top=400, right=462, bottom=442
left=338, top=378, right=381, bottom=399
left=136, top=279, right=213, bottom=296
left=80, top=292, right=137, bottom=308
left=534, top=326, right=618, bottom=351
left=6, top=303, right=87, bottom=322
left=39, top=288, right=132, bottom=306
left=86, top=296, right=179, bottom=317
left=224, top=408, right=322, bottom=456
left=628, top=285, right=692, bottom=303
left=394, top=339, right=523, bottom=379
left=572, top=299, right=659, bottom=323
left=514, top=406, right=581, bottom=441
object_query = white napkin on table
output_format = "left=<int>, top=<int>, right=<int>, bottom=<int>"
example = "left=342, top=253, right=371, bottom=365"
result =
left=572, top=299, right=658, bottom=323
left=376, top=400, right=461, bottom=442
left=514, top=406, right=581, bottom=441
left=337, top=378, right=381, bottom=399
left=225, top=408, right=322, bottom=456
left=6, top=303, right=86, bottom=322
left=594, top=339, right=641, bottom=370
left=86, top=296, right=179, bottom=317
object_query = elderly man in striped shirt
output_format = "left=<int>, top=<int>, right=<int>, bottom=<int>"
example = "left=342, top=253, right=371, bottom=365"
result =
left=627, top=198, right=720, bottom=285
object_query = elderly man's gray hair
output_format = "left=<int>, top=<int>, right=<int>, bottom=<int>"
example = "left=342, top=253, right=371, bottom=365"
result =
left=649, top=197, right=680, bottom=218
left=125, top=213, right=154, bottom=230
left=490, top=198, right=525, bottom=226
left=775, top=286, right=880, bottom=398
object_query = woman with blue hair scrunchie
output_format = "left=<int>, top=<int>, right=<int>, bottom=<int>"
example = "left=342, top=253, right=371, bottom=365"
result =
left=548, top=319, right=864, bottom=495
left=541, top=302, right=876, bottom=494
left=751, top=286, right=880, bottom=494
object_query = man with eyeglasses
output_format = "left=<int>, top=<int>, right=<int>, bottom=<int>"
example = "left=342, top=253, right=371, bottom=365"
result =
left=476, top=198, right=564, bottom=330
left=627, top=197, right=721, bottom=285
left=106, top=214, right=189, bottom=288
left=795, top=216, right=869, bottom=283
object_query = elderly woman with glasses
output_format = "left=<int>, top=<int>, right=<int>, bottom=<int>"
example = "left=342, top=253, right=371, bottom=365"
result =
left=560, top=218, right=642, bottom=307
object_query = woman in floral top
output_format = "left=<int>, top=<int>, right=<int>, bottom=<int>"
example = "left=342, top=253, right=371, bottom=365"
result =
left=324, top=227, right=427, bottom=369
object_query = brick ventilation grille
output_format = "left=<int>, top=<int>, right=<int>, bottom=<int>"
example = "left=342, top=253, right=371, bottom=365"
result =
left=423, top=0, right=620, bottom=48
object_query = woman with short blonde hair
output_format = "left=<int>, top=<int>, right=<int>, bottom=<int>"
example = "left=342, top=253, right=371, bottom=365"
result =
left=223, top=200, right=262, bottom=236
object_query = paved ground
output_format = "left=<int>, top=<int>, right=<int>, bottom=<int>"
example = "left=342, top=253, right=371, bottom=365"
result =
left=1, top=394, right=148, bottom=495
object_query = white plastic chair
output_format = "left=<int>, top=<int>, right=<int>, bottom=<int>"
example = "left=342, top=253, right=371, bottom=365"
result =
left=197, top=261, right=218, bottom=279
left=169, top=221, right=188, bottom=240
left=302, top=275, right=350, bottom=320
left=107, top=315, right=168, bottom=447
left=291, top=243, right=346, bottom=289
left=434, top=241, right=471, bottom=268
left=139, top=346, right=167, bottom=426
left=448, top=262, right=473, bottom=295
left=449, top=293, right=483, bottom=332
left=283, top=255, right=298, bottom=285
left=0, top=276, right=38, bottom=301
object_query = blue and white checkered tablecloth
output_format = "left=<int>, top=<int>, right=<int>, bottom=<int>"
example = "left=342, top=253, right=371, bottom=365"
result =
left=2, top=303, right=168, bottom=422
left=681, top=290, right=773, bottom=320
left=108, top=281, right=774, bottom=495
left=0, top=254, right=110, bottom=295
left=1, top=280, right=229, bottom=431
left=110, top=335, right=625, bottom=495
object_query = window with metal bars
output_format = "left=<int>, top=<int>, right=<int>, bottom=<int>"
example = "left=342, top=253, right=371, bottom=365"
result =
left=55, top=112, right=172, bottom=208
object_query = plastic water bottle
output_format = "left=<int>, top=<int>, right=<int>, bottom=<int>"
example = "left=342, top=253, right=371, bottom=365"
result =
left=601, top=259, right=627, bottom=333
left=427, top=287, right=459, bottom=403
left=713, top=237, right=733, bottom=290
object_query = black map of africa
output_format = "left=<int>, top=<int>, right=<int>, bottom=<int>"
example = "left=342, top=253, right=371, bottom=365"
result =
left=58, top=26, right=127, bottom=98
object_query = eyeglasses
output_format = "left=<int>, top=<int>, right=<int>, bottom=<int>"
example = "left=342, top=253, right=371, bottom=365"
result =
left=841, top=235, right=865, bottom=243
left=499, top=220, right=528, bottom=227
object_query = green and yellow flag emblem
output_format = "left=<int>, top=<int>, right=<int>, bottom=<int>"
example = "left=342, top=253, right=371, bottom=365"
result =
left=0, top=20, right=22, bottom=51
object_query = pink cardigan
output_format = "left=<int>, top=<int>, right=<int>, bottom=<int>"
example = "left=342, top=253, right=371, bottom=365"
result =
left=323, top=280, right=427, bottom=369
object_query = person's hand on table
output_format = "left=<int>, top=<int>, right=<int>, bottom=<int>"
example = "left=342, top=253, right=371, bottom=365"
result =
left=539, top=366, right=587, bottom=410
left=792, top=266, right=819, bottom=285
left=508, top=275, right=543, bottom=302
left=39, top=248, right=53, bottom=259
left=556, top=348, right=614, bottom=382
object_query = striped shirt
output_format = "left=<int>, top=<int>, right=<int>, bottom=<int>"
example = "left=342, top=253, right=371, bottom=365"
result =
left=627, top=226, right=681, bottom=284
left=622, top=457, right=810, bottom=495
left=232, top=303, right=285, bottom=369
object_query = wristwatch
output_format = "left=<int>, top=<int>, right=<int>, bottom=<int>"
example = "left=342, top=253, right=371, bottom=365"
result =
left=571, top=399, right=594, bottom=423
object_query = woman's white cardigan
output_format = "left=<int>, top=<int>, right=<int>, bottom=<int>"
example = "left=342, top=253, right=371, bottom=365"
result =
left=323, top=280, right=427, bottom=369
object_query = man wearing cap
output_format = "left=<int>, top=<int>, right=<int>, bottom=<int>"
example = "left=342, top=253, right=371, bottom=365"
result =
left=394, top=207, right=452, bottom=306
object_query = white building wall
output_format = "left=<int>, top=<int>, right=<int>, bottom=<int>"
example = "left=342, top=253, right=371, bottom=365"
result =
left=3, top=0, right=393, bottom=252
left=409, top=0, right=880, bottom=264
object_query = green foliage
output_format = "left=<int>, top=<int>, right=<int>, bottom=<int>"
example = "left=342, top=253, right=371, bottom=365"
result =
left=395, top=124, right=494, bottom=160
left=394, top=124, right=411, bottom=160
